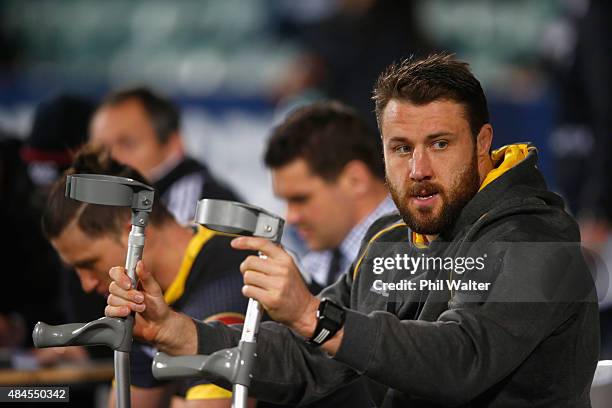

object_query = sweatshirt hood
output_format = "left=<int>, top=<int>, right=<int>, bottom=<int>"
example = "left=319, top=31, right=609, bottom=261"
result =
left=479, top=143, right=531, bottom=191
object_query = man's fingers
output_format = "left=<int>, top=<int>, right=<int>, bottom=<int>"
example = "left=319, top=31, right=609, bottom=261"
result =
left=240, top=256, right=285, bottom=276
left=109, top=266, right=132, bottom=290
left=135, top=261, right=163, bottom=297
left=231, top=237, right=286, bottom=259
left=108, top=282, right=144, bottom=303
left=107, top=294, right=145, bottom=313
left=243, top=269, right=277, bottom=290
left=105, top=305, right=130, bottom=318
left=242, top=284, right=270, bottom=304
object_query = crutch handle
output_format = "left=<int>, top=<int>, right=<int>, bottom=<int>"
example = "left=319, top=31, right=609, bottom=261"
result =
left=153, top=341, right=257, bottom=386
left=152, top=352, right=215, bottom=380
left=33, top=316, right=133, bottom=352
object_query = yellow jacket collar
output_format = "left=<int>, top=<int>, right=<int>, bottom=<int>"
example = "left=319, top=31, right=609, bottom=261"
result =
left=479, top=143, right=532, bottom=191
left=164, top=226, right=216, bottom=305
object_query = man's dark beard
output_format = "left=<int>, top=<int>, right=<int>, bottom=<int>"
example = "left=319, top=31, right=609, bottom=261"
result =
left=388, top=152, right=480, bottom=235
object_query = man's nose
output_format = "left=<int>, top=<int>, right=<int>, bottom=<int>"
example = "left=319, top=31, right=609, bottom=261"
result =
left=285, top=205, right=301, bottom=225
left=409, top=148, right=433, bottom=181
left=77, top=271, right=98, bottom=294
left=109, top=145, right=125, bottom=163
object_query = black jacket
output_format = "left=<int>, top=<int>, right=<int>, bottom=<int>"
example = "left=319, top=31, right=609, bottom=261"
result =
left=194, top=147, right=599, bottom=407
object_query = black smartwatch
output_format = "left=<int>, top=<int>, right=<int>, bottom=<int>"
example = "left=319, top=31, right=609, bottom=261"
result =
left=307, top=298, right=346, bottom=346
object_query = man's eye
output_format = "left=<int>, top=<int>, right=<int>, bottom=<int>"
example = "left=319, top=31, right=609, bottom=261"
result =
left=74, top=260, right=96, bottom=270
left=290, top=195, right=308, bottom=204
left=394, top=145, right=412, bottom=155
left=118, top=138, right=137, bottom=149
left=432, top=140, right=448, bottom=150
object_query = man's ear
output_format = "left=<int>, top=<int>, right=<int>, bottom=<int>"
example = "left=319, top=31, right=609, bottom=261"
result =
left=337, top=160, right=371, bottom=196
left=164, top=131, right=184, bottom=154
left=476, top=124, right=493, bottom=158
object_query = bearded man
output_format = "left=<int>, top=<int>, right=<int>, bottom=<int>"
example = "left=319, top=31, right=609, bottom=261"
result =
left=104, top=54, right=599, bottom=407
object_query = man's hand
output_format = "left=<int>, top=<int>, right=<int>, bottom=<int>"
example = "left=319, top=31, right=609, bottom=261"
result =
left=231, top=237, right=320, bottom=338
left=104, top=261, right=197, bottom=355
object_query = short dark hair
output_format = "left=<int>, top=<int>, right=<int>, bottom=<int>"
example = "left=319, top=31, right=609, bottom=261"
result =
left=101, top=86, right=180, bottom=144
left=264, top=101, right=384, bottom=181
left=373, top=53, right=489, bottom=137
left=42, top=143, right=174, bottom=240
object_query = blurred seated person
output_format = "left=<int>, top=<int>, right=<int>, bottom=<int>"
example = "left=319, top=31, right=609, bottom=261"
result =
left=265, top=101, right=396, bottom=293
left=90, top=87, right=239, bottom=224
left=42, top=144, right=252, bottom=407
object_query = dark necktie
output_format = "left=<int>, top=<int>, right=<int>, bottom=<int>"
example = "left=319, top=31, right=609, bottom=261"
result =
left=325, top=248, right=343, bottom=287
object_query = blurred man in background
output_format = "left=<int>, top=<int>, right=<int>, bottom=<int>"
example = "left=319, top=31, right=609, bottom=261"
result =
left=90, top=87, right=239, bottom=224
left=265, top=101, right=395, bottom=294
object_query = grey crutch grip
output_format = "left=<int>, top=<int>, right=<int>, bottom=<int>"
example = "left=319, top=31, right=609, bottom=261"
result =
left=152, top=341, right=257, bottom=386
left=33, top=316, right=134, bottom=352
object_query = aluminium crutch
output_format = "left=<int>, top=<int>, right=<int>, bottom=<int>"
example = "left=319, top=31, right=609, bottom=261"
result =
left=32, top=174, right=154, bottom=408
left=152, top=199, right=284, bottom=408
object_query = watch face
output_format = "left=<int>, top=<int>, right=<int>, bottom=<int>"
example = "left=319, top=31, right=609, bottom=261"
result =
left=322, top=301, right=344, bottom=324
left=310, top=300, right=345, bottom=346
